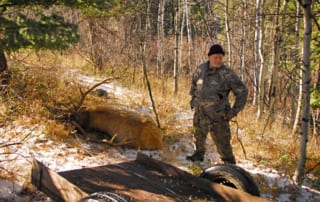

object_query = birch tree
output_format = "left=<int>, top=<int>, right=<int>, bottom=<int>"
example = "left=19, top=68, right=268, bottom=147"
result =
left=184, top=0, right=192, bottom=74
left=157, top=0, right=165, bottom=75
left=293, top=0, right=312, bottom=185
left=174, top=0, right=181, bottom=95
left=142, top=0, right=161, bottom=128
left=267, top=0, right=281, bottom=122
left=291, top=2, right=302, bottom=129
left=180, top=0, right=185, bottom=76
left=240, top=0, right=248, bottom=80
left=87, top=20, right=103, bottom=71
left=179, top=0, right=192, bottom=75
left=253, top=0, right=261, bottom=106
left=267, top=0, right=288, bottom=123
left=255, top=0, right=266, bottom=119
left=225, top=0, right=232, bottom=66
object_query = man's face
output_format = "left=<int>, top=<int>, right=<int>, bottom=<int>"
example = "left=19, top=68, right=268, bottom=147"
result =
left=208, top=54, right=224, bottom=68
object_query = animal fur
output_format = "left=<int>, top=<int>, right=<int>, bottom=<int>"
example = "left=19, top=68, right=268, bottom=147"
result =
left=76, top=105, right=163, bottom=150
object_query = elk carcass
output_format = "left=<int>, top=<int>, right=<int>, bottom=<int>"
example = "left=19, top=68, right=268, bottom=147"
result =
left=76, top=105, right=163, bottom=150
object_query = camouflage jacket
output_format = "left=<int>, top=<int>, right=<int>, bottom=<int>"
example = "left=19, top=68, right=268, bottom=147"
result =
left=190, top=62, right=248, bottom=120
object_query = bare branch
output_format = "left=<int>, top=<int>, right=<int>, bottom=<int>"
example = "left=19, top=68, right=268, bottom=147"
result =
left=305, top=161, right=320, bottom=174
left=74, top=77, right=120, bottom=112
left=0, top=131, right=32, bottom=149
left=231, top=120, right=247, bottom=159
left=312, top=14, right=320, bottom=31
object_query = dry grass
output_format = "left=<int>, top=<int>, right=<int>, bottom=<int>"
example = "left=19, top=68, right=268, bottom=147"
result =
left=1, top=51, right=320, bottom=187
left=231, top=106, right=320, bottom=181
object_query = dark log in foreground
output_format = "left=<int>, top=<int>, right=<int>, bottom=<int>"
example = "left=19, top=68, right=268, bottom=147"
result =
left=31, top=159, right=88, bottom=202
left=31, top=153, right=270, bottom=202
left=136, top=153, right=269, bottom=202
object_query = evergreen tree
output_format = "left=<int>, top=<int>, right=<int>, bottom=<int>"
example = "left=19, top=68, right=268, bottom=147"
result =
left=0, top=0, right=116, bottom=72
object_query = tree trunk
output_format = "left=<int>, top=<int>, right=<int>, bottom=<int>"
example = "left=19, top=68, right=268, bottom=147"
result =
left=184, top=0, right=192, bottom=75
left=157, top=0, right=165, bottom=76
left=268, top=0, right=287, bottom=123
left=196, top=1, right=214, bottom=42
left=293, top=0, right=312, bottom=185
left=180, top=0, right=185, bottom=76
left=87, top=20, right=103, bottom=71
left=225, top=0, right=232, bottom=67
left=292, top=2, right=302, bottom=132
left=253, top=0, right=263, bottom=106
left=142, top=43, right=161, bottom=128
left=136, top=0, right=161, bottom=128
left=0, top=51, right=8, bottom=73
left=293, top=63, right=304, bottom=136
left=174, top=0, right=181, bottom=95
left=256, top=0, right=265, bottom=119
left=157, top=0, right=166, bottom=97
left=240, top=0, right=247, bottom=80
left=316, top=63, right=320, bottom=88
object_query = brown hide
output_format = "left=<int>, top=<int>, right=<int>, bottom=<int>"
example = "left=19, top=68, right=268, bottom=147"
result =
left=77, top=106, right=163, bottom=150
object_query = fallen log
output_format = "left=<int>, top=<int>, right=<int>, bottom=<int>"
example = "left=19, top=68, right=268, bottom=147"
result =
left=136, top=153, right=270, bottom=202
left=31, top=154, right=271, bottom=202
left=31, top=159, right=88, bottom=202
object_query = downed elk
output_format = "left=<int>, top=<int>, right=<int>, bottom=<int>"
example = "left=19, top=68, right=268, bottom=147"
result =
left=54, top=77, right=163, bottom=150
left=75, top=105, right=163, bottom=150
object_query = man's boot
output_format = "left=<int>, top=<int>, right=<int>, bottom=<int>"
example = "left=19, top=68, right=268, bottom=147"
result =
left=186, top=151, right=204, bottom=162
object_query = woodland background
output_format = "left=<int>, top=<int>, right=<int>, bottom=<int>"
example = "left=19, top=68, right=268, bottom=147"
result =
left=0, top=0, right=320, bottom=193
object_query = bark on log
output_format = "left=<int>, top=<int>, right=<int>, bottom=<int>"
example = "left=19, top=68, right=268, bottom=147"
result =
left=136, top=153, right=269, bottom=202
left=31, top=159, right=88, bottom=202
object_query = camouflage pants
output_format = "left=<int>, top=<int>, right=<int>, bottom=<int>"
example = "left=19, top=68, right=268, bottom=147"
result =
left=192, top=110, right=236, bottom=163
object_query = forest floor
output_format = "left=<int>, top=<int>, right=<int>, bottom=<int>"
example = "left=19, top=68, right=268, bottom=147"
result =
left=0, top=68, right=320, bottom=202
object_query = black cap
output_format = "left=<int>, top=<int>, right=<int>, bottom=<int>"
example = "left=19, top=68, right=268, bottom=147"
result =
left=208, top=44, right=225, bottom=56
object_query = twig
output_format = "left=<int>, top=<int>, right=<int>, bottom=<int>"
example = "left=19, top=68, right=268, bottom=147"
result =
left=0, top=142, right=22, bottom=149
left=0, top=131, right=32, bottom=148
left=231, top=120, right=247, bottom=159
left=305, top=161, right=320, bottom=174
left=256, top=111, right=273, bottom=149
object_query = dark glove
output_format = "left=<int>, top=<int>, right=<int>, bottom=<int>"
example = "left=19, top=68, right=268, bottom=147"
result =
left=225, top=109, right=237, bottom=120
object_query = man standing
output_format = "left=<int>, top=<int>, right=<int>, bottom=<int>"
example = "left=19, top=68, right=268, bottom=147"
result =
left=187, top=44, right=248, bottom=164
